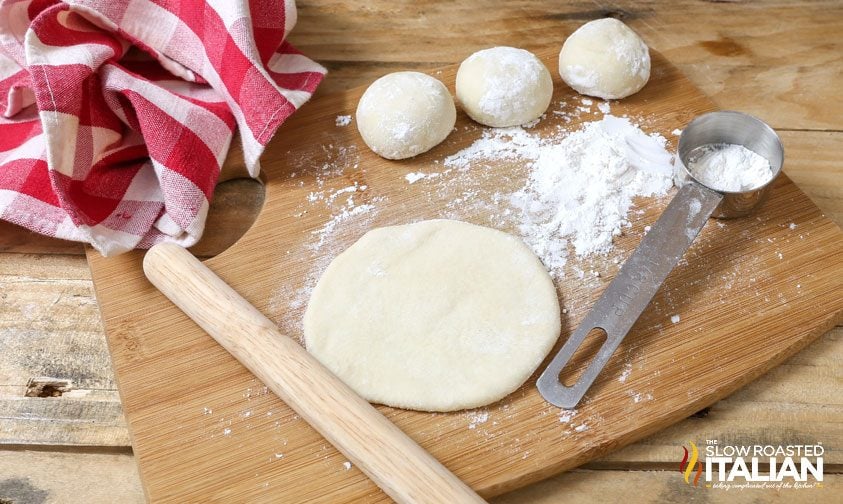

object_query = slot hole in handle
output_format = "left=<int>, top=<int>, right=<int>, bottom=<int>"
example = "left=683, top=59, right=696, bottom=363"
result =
left=558, top=327, right=608, bottom=387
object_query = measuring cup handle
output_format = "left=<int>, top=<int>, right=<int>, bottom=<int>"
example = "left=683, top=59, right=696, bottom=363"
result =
left=537, top=182, right=724, bottom=409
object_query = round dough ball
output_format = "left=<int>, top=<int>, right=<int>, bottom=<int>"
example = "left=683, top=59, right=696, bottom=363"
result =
left=356, top=72, right=456, bottom=160
left=558, top=18, right=650, bottom=99
left=304, top=219, right=561, bottom=412
left=456, top=47, right=553, bottom=127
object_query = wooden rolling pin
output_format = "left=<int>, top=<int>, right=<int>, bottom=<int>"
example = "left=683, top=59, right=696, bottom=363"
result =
left=143, top=243, right=485, bottom=504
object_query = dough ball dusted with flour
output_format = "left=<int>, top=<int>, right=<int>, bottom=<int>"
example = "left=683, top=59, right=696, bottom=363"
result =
left=304, top=219, right=561, bottom=412
left=456, top=47, right=553, bottom=127
left=356, top=72, right=456, bottom=159
left=558, top=18, right=650, bottom=100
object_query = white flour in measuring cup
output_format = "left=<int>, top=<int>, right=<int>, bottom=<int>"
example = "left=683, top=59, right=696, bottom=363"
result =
left=686, top=143, right=773, bottom=192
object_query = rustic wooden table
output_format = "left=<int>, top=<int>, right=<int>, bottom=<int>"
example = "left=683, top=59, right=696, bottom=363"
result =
left=1, top=1, right=841, bottom=502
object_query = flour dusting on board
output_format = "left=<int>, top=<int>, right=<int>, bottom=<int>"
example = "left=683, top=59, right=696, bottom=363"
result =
left=268, top=101, right=678, bottom=346
left=267, top=143, right=383, bottom=340
left=335, top=115, right=352, bottom=127
left=442, top=109, right=674, bottom=273
left=558, top=409, right=577, bottom=424
left=269, top=101, right=675, bottom=347
left=467, top=410, right=490, bottom=429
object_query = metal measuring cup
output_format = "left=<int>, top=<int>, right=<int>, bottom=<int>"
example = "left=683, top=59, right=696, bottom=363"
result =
left=537, top=111, right=785, bottom=409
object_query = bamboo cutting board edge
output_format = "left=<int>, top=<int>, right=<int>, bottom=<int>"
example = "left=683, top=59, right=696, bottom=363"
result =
left=88, top=49, right=843, bottom=502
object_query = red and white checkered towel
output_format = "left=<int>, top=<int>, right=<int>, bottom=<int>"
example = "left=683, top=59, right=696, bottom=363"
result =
left=0, top=0, right=325, bottom=255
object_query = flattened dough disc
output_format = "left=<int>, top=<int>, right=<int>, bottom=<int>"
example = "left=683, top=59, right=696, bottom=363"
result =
left=304, top=219, right=561, bottom=412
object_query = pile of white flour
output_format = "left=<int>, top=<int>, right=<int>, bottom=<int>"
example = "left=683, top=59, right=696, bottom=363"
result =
left=444, top=114, right=675, bottom=272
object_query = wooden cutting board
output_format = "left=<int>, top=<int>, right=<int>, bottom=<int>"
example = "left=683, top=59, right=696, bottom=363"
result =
left=88, top=50, right=843, bottom=502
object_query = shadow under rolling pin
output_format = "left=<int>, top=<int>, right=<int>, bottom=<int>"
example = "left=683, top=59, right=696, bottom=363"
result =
left=537, top=111, right=785, bottom=409
left=143, top=243, right=486, bottom=503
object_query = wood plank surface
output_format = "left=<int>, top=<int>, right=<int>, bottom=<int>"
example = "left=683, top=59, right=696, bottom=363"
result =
left=0, top=449, right=143, bottom=504
left=3, top=451, right=837, bottom=504
left=0, top=254, right=130, bottom=447
left=781, top=131, right=843, bottom=225
left=292, top=0, right=843, bottom=131
left=86, top=46, right=843, bottom=502
left=584, top=327, right=843, bottom=469
left=2, top=326, right=839, bottom=503
left=2, top=1, right=842, bottom=502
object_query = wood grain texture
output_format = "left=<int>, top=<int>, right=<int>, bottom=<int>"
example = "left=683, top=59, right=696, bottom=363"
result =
left=4, top=0, right=843, bottom=257
left=586, top=327, right=843, bottom=469
left=0, top=394, right=127, bottom=446
left=143, top=243, right=484, bottom=503
left=87, top=49, right=843, bottom=501
left=2, top=324, right=838, bottom=503
left=0, top=254, right=105, bottom=388
left=0, top=253, right=130, bottom=446
left=0, top=179, right=262, bottom=258
left=2, top=0, right=842, bottom=501
left=3, top=0, right=842, bottom=255
left=0, top=180, right=263, bottom=446
left=0, top=222, right=84, bottom=255
left=781, top=131, right=843, bottom=225
left=0, top=449, right=143, bottom=504
left=289, top=0, right=843, bottom=131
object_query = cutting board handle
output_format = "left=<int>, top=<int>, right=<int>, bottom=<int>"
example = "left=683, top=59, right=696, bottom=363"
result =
left=143, top=243, right=485, bottom=504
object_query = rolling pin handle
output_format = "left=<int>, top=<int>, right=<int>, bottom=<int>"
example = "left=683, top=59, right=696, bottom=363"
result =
left=143, top=243, right=486, bottom=504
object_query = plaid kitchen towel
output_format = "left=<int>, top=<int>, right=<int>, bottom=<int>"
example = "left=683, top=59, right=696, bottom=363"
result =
left=0, top=0, right=325, bottom=255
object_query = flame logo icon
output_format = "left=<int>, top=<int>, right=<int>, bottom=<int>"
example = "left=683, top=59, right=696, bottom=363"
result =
left=679, top=441, right=703, bottom=487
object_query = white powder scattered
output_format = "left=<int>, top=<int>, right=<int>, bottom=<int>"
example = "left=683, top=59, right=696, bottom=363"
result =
left=558, top=409, right=577, bottom=423
left=329, top=184, right=363, bottom=201
left=335, top=115, right=352, bottom=127
left=670, top=314, right=680, bottom=324
left=574, top=424, right=589, bottom=432
left=307, top=181, right=368, bottom=206
left=405, top=172, right=440, bottom=184
left=789, top=222, right=797, bottom=230
left=311, top=202, right=377, bottom=250
left=203, top=407, right=212, bottom=415
left=521, top=114, right=545, bottom=129
left=446, top=115, right=675, bottom=272
left=440, top=115, right=674, bottom=273
left=223, top=428, right=232, bottom=436
left=467, top=411, right=490, bottom=429
left=405, top=172, right=426, bottom=184
left=618, top=362, right=632, bottom=383
left=267, top=108, right=684, bottom=421
left=444, top=126, right=538, bottom=170
left=687, top=143, right=773, bottom=192
left=274, top=453, right=284, bottom=459
left=629, top=391, right=653, bottom=403
left=343, top=461, right=352, bottom=470
left=598, top=101, right=611, bottom=114
left=671, top=128, right=682, bottom=136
